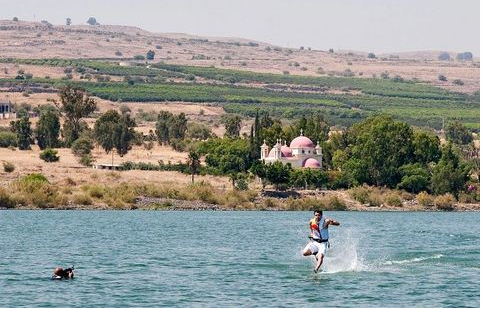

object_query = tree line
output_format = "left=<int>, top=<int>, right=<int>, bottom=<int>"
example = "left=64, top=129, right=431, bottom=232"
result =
left=1, top=86, right=478, bottom=201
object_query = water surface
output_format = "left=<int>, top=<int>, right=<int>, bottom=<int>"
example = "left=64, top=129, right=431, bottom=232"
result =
left=0, top=211, right=479, bottom=307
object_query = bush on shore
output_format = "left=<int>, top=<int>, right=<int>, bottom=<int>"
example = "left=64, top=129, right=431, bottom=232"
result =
left=284, top=195, right=346, bottom=211
left=434, top=193, right=456, bottom=211
left=10, top=173, right=59, bottom=208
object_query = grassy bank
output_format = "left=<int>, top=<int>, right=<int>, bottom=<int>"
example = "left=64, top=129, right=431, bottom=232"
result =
left=0, top=173, right=477, bottom=211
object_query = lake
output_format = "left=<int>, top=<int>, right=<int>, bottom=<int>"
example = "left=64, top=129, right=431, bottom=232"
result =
left=0, top=211, right=479, bottom=307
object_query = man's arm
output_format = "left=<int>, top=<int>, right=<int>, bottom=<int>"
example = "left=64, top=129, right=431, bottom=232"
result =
left=324, top=218, right=340, bottom=228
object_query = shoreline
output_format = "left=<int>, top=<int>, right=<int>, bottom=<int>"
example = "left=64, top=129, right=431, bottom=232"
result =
left=2, top=197, right=479, bottom=212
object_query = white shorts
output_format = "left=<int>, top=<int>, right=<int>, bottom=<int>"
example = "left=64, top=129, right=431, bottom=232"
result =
left=304, top=240, right=329, bottom=257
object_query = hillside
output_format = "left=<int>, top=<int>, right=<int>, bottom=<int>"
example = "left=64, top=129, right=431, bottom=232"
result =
left=0, top=20, right=479, bottom=94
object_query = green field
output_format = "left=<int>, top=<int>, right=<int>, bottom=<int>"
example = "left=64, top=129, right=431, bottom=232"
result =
left=0, top=58, right=479, bottom=130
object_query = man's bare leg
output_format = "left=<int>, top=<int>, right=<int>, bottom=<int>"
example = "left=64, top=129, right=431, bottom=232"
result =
left=314, top=253, right=324, bottom=273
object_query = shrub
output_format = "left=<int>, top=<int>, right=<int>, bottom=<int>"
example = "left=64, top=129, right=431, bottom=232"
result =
left=115, top=51, right=123, bottom=57
left=367, top=52, right=376, bottom=59
left=453, top=79, right=464, bottom=86
left=392, top=75, right=404, bottom=82
left=324, top=196, right=347, bottom=210
left=285, top=197, right=323, bottom=211
left=380, top=71, right=389, bottom=79
left=262, top=198, right=280, bottom=209
left=12, top=173, right=58, bottom=208
left=188, top=181, right=219, bottom=204
left=349, top=185, right=369, bottom=204
left=3, top=161, right=15, bottom=173
left=79, top=154, right=94, bottom=167
left=88, top=185, right=105, bottom=198
left=73, top=193, right=92, bottom=205
left=134, top=55, right=145, bottom=61
left=384, top=194, right=402, bottom=207
left=71, top=136, right=94, bottom=157
left=0, top=187, right=14, bottom=208
left=234, top=177, right=249, bottom=191
left=0, top=131, right=17, bottom=148
left=434, top=193, right=455, bottom=211
left=438, top=74, right=447, bottom=82
left=40, top=148, right=59, bottom=162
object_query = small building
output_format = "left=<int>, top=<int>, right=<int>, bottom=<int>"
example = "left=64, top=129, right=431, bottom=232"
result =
left=261, top=131, right=322, bottom=169
left=0, top=101, right=15, bottom=119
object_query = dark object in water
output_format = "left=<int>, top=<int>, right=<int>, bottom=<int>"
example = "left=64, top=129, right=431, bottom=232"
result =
left=52, top=265, right=75, bottom=279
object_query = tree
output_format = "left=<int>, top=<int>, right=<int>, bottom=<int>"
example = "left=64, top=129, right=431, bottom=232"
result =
left=71, top=136, right=95, bottom=166
left=170, top=113, right=187, bottom=140
left=66, top=17, right=71, bottom=26
left=438, top=52, right=450, bottom=61
left=367, top=52, right=376, bottom=59
left=12, top=17, right=19, bottom=22
left=199, top=138, right=251, bottom=175
left=59, top=86, right=97, bottom=146
left=71, top=136, right=94, bottom=157
left=187, top=122, right=213, bottom=140
left=146, top=50, right=155, bottom=60
left=397, top=163, right=430, bottom=193
left=413, top=131, right=441, bottom=164
left=11, top=117, right=33, bottom=150
left=431, top=144, right=470, bottom=197
left=114, top=113, right=136, bottom=158
left=445, top=122, right=472, bottom=145
left=35, top=110, right=60, bottom=149
left=456, top=52, right=473, bottom=61
left=347, top=115, right=414, bottom=187
left=94, top=110, right=136, bottom=165
left=155, top=111, right=173, bottom=145
left=187, top=150, right=201, bottom=184
left=223, top=115, right=242, bottom=138
left=265, top=161, right=292, bottom=190
left=87, top=17, right=98, bottom=25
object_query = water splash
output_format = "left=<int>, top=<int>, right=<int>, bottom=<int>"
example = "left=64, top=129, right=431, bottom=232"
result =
left=321, top=228, right=365, bottom=273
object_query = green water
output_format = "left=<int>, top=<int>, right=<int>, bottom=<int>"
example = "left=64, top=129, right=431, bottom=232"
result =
left=0, top=211, right=479, bottom=307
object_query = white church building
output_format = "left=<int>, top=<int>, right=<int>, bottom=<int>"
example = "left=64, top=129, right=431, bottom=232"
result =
left=260, top=132, right=322, bottom=169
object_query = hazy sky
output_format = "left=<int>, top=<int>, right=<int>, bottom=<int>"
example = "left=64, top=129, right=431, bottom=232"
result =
left=1, top=0, right=480, bottom=55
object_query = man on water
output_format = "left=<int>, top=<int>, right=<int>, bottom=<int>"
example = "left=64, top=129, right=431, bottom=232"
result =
left=52, top=266, right=74, bottom=279
left=302, top=210, right=340, bottom=273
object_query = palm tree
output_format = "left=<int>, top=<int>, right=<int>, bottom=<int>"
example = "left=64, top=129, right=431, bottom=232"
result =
left=187, top=150, right=201, bottom=184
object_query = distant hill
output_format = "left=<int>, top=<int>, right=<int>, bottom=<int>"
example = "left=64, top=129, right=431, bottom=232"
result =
left=0, top=20, right=479, bottom=94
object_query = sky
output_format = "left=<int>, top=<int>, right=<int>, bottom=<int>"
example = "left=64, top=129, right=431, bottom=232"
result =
left=1, top=0, right=480, bottom=55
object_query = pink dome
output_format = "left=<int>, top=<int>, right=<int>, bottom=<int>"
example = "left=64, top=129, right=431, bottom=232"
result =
left=281, top=145, right=292, bottom=157
left=268, top=147, right=291, bottom=158
left=303, top=158, right=321, bottom=169
left=290, top=136, right=314, bottom=148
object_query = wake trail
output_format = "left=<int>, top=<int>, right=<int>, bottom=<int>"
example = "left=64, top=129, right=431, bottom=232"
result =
left=381, top=254, right=444, bottom=266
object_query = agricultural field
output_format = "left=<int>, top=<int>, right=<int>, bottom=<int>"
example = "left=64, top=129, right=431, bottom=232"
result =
left=0, top=58, right=479, bottom=130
